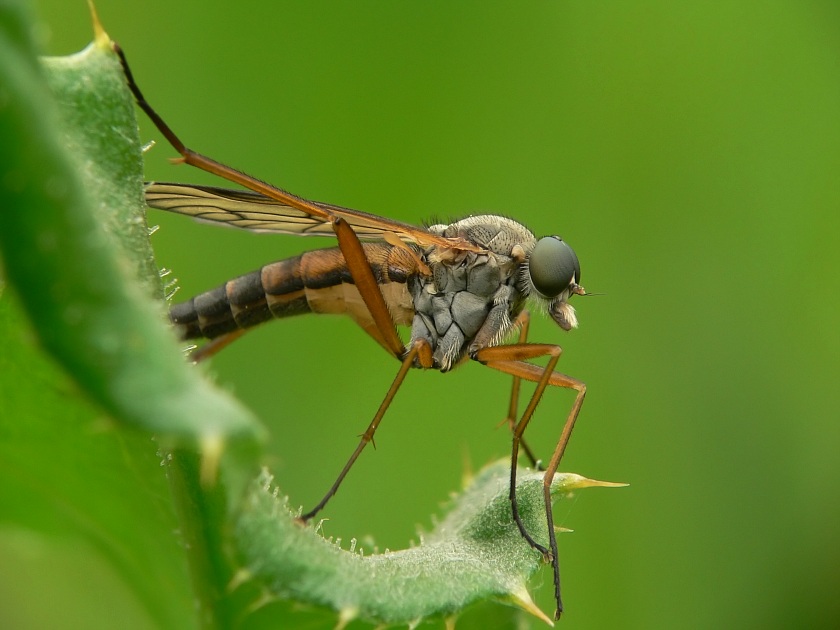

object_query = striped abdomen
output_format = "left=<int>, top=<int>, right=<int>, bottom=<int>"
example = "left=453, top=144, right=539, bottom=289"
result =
left=170, top=243, right=420, bottom=341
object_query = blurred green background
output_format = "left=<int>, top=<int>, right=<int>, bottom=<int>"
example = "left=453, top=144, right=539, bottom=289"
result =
left=14, top=0, right=840, bottom=627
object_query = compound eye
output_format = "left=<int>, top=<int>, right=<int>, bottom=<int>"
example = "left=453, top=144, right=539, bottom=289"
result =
left=528, top=236, right=581, bottom=298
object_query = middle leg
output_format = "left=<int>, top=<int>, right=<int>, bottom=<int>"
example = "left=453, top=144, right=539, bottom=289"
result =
left=299, top=338, right=432, bottom=522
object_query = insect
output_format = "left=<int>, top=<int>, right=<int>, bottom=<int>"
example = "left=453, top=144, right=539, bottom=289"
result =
left=116, top=44, right=588, bottom=619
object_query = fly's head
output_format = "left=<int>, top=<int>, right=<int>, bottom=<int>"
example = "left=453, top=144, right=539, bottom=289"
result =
left=521, top=236, right=585, bottom=331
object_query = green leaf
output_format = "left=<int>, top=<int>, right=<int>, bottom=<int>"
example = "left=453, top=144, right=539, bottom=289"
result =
left=0, top=10, right=263, bottom=445
left=0, top=6, right=262, bottom=628
left=0, top=292, right=196, bottom=629
left=237, top=459, right=625, bottom=627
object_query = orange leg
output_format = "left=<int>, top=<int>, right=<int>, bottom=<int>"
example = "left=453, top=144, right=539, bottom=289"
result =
left=500, top=311, right=542, bottom=469
left=473, top=343, right=586, bottom=620
left=329, top=216, right=404, bottom=358
left=187, top=328, right=248, bottom=363
left=300, top=339, right=433, bottom=521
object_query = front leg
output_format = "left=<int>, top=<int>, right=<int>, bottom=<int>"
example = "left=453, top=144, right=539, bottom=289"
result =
left=498, top=310, right=543, bottom=469
left=472, top=342, right=586, bottom=620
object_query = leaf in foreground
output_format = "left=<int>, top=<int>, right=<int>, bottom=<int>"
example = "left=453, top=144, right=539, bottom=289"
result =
left=237, top=459, right=626, bottom=627
left=0, top=5, right=262, bottom=445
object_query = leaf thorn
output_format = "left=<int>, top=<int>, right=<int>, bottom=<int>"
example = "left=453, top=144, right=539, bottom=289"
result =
left=86, top=0, right=110, bottom=50
left=509, top=586, right=554, bottom=626
left=199, top=433, right=223, bottom=486
left=335, top=606, right=358, bottom=630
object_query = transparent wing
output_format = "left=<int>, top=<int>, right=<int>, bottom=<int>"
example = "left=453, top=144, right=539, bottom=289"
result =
left=145, top=182, right=480, bottom=251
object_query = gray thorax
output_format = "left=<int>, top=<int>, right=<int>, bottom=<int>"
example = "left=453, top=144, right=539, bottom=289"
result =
left=408, top=215, right=537, bottom=371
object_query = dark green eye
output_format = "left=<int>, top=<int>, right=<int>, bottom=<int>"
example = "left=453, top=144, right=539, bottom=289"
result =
left=528, top=236, right=580, bottom=298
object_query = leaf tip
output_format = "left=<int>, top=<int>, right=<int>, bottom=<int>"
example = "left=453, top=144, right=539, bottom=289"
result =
left=552, top=473, right=629, bottom=494
left=86, top=0, right=111, bottom=50
left=508, top=586, right=554, bottom=626
left=199, top=433, right=223, bottom=486
left=243, top=591, right=278, bottom=617
left=227, top=567, right=253, bottom=593
left=460, top=447, right=474, bottom=488
left=336, top=606, right=359, bottom=630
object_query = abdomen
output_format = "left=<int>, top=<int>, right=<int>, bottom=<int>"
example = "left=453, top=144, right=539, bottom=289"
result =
left=170, top=243, right=417, bottom=341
